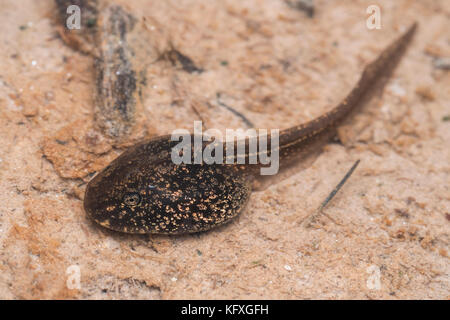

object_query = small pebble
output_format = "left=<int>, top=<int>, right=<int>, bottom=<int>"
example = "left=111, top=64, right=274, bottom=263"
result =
left=284, top=265, right=292, bottom=271
left=389, top=82, right=406, bottom=97
left=380, top=104, right=390, bottom=114
left=433, top=57, right=450, bottom=70
left=286, top=0, right=314, bottom=17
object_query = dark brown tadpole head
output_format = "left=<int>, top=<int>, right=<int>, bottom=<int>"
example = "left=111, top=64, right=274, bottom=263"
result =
left=84, top=135, right=252, bottom=235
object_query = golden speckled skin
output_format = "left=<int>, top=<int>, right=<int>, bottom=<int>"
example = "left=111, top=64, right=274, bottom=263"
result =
left=84, top=23, right=417, bottom=234
left=84, top=135, right=252, bottom=234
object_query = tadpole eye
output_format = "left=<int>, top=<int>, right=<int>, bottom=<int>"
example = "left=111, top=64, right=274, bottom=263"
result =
left=123, top=192, right=141, bottom=207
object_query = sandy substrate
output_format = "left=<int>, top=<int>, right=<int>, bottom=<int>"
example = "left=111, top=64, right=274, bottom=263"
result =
left=0, top=0, right=448, bottom=299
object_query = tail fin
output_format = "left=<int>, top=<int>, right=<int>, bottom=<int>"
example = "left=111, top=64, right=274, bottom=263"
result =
left=280, top=22, right=418, bottom=146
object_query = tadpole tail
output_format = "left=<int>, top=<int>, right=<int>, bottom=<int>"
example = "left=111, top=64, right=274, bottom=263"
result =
left=279, top=22, right=418, bottom=147
left=335, top=22, right=418, bottom=120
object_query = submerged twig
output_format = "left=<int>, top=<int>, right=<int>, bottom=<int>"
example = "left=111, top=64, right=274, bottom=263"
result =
left=54, top=1, right=152, bottom=145
left=216, top=93, right=254, bottom=128
left=302, top=159, right=361, bottom=228
left=164, top=47, right=204, bottom=73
